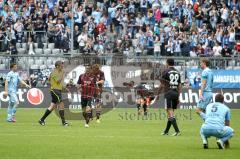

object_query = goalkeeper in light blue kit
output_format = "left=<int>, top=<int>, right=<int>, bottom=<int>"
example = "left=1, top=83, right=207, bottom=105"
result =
left=196, top=59, right=213, bottom=114
left=4, top=63, right=31, bottom=122
left=197, top=94, right=234, bottom=149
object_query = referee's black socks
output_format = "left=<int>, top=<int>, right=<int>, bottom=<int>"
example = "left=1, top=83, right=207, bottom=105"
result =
left=40, top=109, right=52, bottom=121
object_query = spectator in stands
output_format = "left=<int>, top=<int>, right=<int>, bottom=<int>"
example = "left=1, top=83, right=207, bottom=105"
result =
left=213, top=42, right=222, bottom=57
left=209, top=6, right=218, bottom=30
left=221, top=44, right=232, bottom=57
left=30, top=74, right=37, bottom=88
left=154, top=36, right=161, bottom=57
left=161, top=0, right=170, bottom=17
left=0, top=0, right=239, bottom=57
left=9, top=42, right=17, bottom=63
left=66, top=78, right=75, bottom=89
left=220, top=4, right=229, bottom=26
left=195, top=7, right=204, bottom=28
left=73, top=25, right=80, bottom=50
left=27, top=37, right=35, bottom=55
left=228, top=27, right=236, bottom=50
left=78, top=30, right=88, bottom=53
left=0, top=29, right=6, bottom=52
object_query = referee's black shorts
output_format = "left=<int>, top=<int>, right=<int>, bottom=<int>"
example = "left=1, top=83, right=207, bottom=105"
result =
left=50, top=89, right=62, bottom=104
left=164, top=90, right=179, bottom=109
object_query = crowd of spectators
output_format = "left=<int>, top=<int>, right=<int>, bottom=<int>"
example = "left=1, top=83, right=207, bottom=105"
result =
left=0, top=0, right=240, bottom=57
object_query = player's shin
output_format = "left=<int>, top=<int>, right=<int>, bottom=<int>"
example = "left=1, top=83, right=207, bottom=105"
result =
left=12, top=102, right=18, bottom=117
left=163, top=118, right=172, bottom=134
left=96, top=104, right=101, bottom=120
left=170, top=117, right=180, bottom=133
left=7, top=102, right=14, bottom=121
left=59, top=109, right=66, bottom=124
left=200, top=129, right=208, bottom=144
left=86, top=106, right=91, bottom=124
left=40, top=108, right=52, bottom=121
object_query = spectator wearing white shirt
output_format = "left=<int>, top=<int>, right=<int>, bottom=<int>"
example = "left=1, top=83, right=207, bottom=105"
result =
left=209, top=6, right=218, bottom=30
left=27, top=37, right=35, bottom=55
left=220, top=4, right=229, bottom=25
left=92, top=7, right=102, bottom=25
left=161, top=0, right=170, bottom=17
left=165, top=36, right=174, bottom=56
left=228, top=28, right=236, bottom=50
left=78, top=31, right=88, bottom=53
left=108, top=3, right=117, bottom=25
left=74, top=6, right=84, bottom=31
left=154, top=36, right=161, bottom=57
left=212, top=42, right=222, bottom=57
left=173, top=37, right=182, bottom=56
left=13, top=19, right=24, bottom=43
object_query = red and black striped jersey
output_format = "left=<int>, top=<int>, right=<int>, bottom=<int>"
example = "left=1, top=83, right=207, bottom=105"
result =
left=95, top=70, right=105, bottom=91
left=77, top=73, right=96, bottom=99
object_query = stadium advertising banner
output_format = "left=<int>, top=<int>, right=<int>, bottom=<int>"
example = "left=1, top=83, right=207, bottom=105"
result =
left=0, top=87, right=239, bottom=109
left=186, top=69, right=240, bottom=89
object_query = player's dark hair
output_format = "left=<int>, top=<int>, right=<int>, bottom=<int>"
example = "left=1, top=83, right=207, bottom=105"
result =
left=166, top=58, right=174, bottom=66
left=201, top=59, right=210, bottom=67
left=215, top=94, right=224, bottom=103
left=10, top=63, right=17, bottom=69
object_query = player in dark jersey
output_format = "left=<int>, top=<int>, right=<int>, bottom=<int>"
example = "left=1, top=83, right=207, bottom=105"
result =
left=92, top=64, right=105, bottom=123
left=159, top=58, right=182, bottom=136
left=77, top=67, right=96, bottom=128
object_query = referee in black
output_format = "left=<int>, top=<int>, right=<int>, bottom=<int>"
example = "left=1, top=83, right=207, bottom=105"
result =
left=39, top=61, right=69, bottom=126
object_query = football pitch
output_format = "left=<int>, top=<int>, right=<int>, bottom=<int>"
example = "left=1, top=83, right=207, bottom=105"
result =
left=0, top=108, right=239, bottom=159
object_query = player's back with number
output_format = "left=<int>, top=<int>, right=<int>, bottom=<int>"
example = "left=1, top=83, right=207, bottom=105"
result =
left=162, top=67, right=181, bottom=90
left=204, top=102, right=230, bottom=129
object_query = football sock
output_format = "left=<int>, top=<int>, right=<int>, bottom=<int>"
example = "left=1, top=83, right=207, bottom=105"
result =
left=171, top=117, right=180, bottom=132
left=86, top=111, right=92, bottom=124
left=40, top=109, right=52, bottom=121
left=59, top=110, right=65, bottom=123
left=164, top=118, right=172, bottom=133
left=82, top=112, right=89, bottom=124
left=96, top=112, right=100, bottom=119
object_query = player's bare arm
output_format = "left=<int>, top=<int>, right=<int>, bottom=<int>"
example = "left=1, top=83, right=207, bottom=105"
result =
left=20, top=80, right=31, bottom=89
left=4, top=79, right=8, bottom=97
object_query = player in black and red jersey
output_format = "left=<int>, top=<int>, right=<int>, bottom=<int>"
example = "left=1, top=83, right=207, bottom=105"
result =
left=92, top=64, right=105, bottom=123
left=77, top=66, right=96, bottom=128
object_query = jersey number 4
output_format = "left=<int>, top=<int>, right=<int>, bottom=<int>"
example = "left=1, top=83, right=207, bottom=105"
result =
left=169, top=74, right=179, bottom=85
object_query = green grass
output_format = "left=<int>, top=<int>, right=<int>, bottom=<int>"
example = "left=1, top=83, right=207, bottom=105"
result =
left=0, top=108, right=239, bottom=159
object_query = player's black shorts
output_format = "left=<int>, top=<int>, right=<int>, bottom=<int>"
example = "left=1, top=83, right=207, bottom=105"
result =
left=50, top=89, right=62, bottom=104
left=81, top=97, right=92, bottom=108
left=164, top=90, right=179, bottom=109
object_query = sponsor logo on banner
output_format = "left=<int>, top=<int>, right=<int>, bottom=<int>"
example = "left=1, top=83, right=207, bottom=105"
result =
left=27, top=88, right=44, bottom=105
left=0, top=88, right=239, bottom=109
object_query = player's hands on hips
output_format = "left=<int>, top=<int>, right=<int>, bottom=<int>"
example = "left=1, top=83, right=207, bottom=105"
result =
left=199, top=94, right=203, bottom=101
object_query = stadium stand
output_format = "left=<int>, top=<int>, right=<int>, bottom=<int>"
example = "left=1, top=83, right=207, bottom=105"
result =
left=0, top=0, right=239, bottom=85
